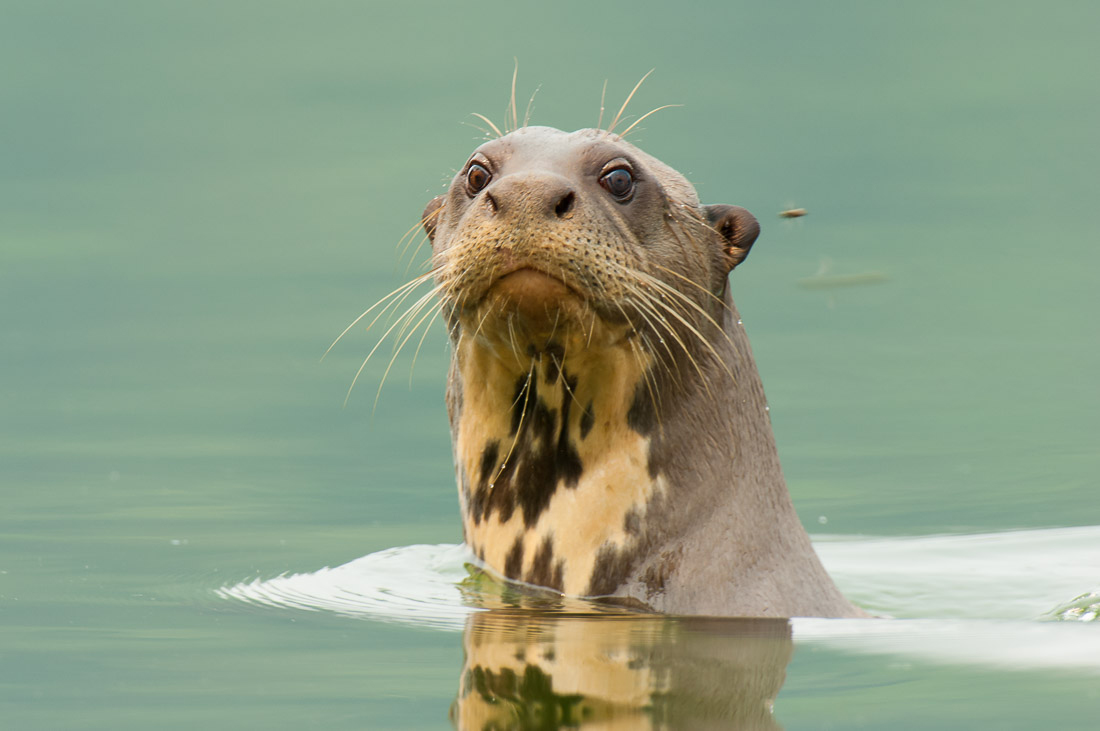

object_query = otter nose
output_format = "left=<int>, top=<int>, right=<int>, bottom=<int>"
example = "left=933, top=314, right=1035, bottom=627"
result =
left=483, top=173, right=576, bottom=220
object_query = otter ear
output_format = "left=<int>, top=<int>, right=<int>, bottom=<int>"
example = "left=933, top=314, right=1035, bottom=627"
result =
left=705, top=204, right=760, bottom=273
left=422, top=195, right=445, bottom=243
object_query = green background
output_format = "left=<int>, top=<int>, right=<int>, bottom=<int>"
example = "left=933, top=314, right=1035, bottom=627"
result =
left=2, top=1, right=1097, bottom=728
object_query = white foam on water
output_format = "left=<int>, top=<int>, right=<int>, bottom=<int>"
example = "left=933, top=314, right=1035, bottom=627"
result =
left=217, top=526, right=1100, bottom=672
left=813, top=525, right=1100, bottom=620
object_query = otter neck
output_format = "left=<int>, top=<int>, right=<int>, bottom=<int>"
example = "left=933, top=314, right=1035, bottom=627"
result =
left=446, top=294, right=795, bottom=600
left=449, top=327, right=664, bottom=596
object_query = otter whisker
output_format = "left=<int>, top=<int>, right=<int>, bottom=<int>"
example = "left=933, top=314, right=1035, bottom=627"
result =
left=617, top=295, right=684, bottom=389
left=408, top=307, right=443, bottom=387
left=391, top=289, right=433, bottom=349
left=507, top=360, right=536, bottom=413
left=400, top=233, right=433, bottom=278
left=630, top=267, right=738, bottom=361
left=622, top=274, right=715, bottom=387
left=523, top=84, right=541, bottom=128
left=627, top=276, right=733, bottom=388
left=344, top=285, right=443, bottom=406
left=363, top=276, right=440, bottom=350
left=606, top=68, right=655, bottom=134
left=506, top=313, right=526, bottom=368
left=470, top=297, right=499, bottom=343
left=550, top=350, right=585, bottom=412
left=400, top=206, right=445, bottom=274
left=638, top=332, right=678, bottom=390
left=462, top=120, right=496, bottom=141
left=407, top=252, right=439, bottom=280
left=396, top=207, right=443, bottom=272
left=544, top=303, right=564, bottom=349
left=596, top=79, right=609, bottom=131
left=609, top=259, right=739, bottom=379
left=323, top=270, right=436, bottom=361
left=470, top=112, right=503, bottom=139
left=626, top=287, right=714, bottom=397
left=618, top=104, right=683, bottom=139
left=451, top=328, right=465, bottom=368
left=435, top=261, right=477, bottom=308
left=493, top=359, right=537, bottom=489
left=390, top=283, right=444, bottom=353
left=393, top=217, right=427, bottom=263
left=643, top=280, right=736, bottom=368
left=374, top=296, right=442, bottom=412
left=651, top=262, right=732, bottom=313
left=508, top=60, right=519, bottom=134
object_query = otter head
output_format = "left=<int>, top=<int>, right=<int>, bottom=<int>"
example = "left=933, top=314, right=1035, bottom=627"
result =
left=423, top=127, right=758, bottom=356
left=420, top=126, right=762, bottom=600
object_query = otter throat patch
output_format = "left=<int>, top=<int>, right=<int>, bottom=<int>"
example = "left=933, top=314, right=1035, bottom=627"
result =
left=452, top=335, right=663, bottom=596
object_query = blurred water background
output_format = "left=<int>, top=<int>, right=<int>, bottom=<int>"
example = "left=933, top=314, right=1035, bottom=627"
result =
left=2, top=1, right=1098, bottom=728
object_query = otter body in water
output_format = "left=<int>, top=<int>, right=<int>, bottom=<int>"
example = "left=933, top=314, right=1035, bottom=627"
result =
left=421, top=125, right=860, bottom=618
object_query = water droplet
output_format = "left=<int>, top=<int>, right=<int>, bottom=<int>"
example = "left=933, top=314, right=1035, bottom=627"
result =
left=818, top=516, right=828, bottom=525
left=736, top=319, right=743, bottom=326
left=764, top=405, right=770, bottom=412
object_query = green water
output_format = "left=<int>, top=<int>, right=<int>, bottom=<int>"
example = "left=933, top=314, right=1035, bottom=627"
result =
left=2, top=1, right=1098, bottom=728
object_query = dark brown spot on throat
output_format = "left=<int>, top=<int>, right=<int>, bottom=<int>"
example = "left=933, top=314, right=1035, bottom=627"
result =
left=525, top=535, right=564, bottom=592
left=504, top=535, right=524, bottom=580
left=471, top=371, right=585, bottom=529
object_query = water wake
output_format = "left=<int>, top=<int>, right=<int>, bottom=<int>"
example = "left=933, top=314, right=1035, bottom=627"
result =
left=218, top=526, right=1100, bottom=673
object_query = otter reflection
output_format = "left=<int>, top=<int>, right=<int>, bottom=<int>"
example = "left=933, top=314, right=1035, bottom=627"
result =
left=451, top=608, right=792, bottom=730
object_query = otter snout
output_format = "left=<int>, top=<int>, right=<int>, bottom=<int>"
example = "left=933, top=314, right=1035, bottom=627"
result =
left=482, top=172, right=577, bottom=221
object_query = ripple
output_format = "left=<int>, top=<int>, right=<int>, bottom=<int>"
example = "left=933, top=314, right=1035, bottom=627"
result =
left=217, top=525, right=1100, bottom=672
left=217, top=543, right=476, bottom=630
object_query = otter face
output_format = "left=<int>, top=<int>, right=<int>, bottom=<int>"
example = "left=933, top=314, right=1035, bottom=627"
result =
left=420, top=126, right=761, bottom=598
left=423, top=127, right=757, bottom=359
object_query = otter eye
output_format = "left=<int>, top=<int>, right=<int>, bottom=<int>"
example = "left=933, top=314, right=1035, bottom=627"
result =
left=600, top=167, right=634, bottom=200
left=466, top=163, right=491, bottom=195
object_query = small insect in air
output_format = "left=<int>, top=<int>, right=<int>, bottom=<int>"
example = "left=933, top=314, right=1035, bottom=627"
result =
left=778, top=208, right=808, bottom=219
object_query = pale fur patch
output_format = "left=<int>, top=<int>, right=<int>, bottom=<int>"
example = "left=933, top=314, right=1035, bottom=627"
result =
left=455, top=329, right=663, bottom=595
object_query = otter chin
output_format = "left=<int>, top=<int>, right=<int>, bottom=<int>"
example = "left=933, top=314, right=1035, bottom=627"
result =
left=419, top=124, right=863, bottom=618
left=484, top=268, right=580, bottom=339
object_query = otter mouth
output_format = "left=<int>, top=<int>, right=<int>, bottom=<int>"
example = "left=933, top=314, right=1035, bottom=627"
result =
left=453, top=264, right=629, bottom=352
left=470, top=266, right=585, bottom=344
left=489, top=267, right=579, bottom=307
